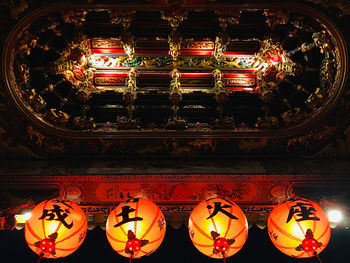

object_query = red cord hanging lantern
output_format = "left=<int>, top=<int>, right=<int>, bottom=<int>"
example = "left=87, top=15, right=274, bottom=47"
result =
left=267, top=198, right=331, bottom=259
left=188, top=198, right=248, bottom=260
left=106, top=198, right=166, bottom=260
left=24, top=199, right=87, bottom=260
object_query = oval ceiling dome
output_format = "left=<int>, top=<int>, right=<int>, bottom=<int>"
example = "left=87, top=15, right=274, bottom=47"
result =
left=2, top=3, right=347, bottom=138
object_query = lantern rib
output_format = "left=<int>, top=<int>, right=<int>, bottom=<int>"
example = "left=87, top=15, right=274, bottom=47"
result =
left=41, top=200, right=49, bottom=239
left=206, top=201, right=218, bottom=233
left=140, top=207, right=160, bottom=240
left=114, top=205, right=128, bottom=237
left=54, top=222, right=63, bottom=234
left=224, top=205, right=234, bottom=238
left=313, top=218, right=317, bottom=235
left=115, top=248, right=126, bottom=253
left=55, top=220, right=86, bottom=245
left=140, top=249, right=148, bottom=255
left=316, top=223, right=330, bottom=241
left=230, top=245, right=244, bottom=249
left=106, top=230, right=126, bottom=243
left=269, top=218, right=303, bottom=242
left=55, top=244, right=81, bottom=251
left=26, top=221, right=42, bottom=241
left=134, top=200, right=140, bottom=236
left=148, top=235, right=164, bottom=244
left=294, top=250, right=307, bottom=258
left=190, top=216, right=213, bottom=241
left=232, top=225, right=246, bottom=240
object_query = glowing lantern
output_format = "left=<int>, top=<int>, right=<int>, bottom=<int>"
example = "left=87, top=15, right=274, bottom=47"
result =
left=188, top=198, right=248, bottom=260
left=267, top=198, right=331, bottom=259
left=24, top=199, right=87, bottom=260
left=106, top=198, right=166, bottom=260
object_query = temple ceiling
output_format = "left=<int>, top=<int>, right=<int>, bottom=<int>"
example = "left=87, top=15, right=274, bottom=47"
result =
left=0, top=0, right=350, bottom=158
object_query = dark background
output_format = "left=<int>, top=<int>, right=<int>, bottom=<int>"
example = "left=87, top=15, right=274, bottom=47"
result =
left=1, top=224, right=349, bottom=263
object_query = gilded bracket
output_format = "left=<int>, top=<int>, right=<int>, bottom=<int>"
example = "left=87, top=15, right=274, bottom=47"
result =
left=162, top=11, right=186, bottom=61
left=110, top=11, right=136, bottom=61
left=123, top=68, right=138, bottom=120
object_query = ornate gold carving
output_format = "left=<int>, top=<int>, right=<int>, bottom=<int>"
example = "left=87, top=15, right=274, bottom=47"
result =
left=313, top=31, right=334, bottom=53
left=224, top=78, right=256, bottom=87
left=23, top=89, right=46, bottom=112
left=212, top=116, right=236, bottom=130
left=45, top=109, right=69, bottom=126
left=258, top=80, right=276, bottom=103
left=72, top=116, right=96, bottom=130
left=109, top=11, right=134, bottom=28
left=213, top=69, right=227, bottom=104
left=255, top=116, right=279, bottom=129
left=166, top=69, right=187, bottom=129
left=169, top=69, right=182, bottom=117
left=123, top=69, right=137, bottom=120
left=212, top=69, right=228, bottom=120
left=306, top=87, right=328, bottom=109
left=320, top=59, right=336, bottom=84
left=121, top=31, right=136, bottom=61
left=162, top=11, right=186, bottom=61
left=281, top=108, right=309, bottom=127
left=91, top=39, right=123, bottom=49
left=182, top=41, right=214, bottom=50
left=61, top=10, right=87, bottom=27
left=214, top=32, right=230, bottom=60
left=263, top=10, right=290, bottom=29
left=76, top=88, right=92, bottom=102
left=94, top=76, right=126, bottom=86
left=168, top=31, right=182, bottom=61
left=161, top=11, right=185, bottom=29
left=110, top=11, right=136, bottom=61
left=88, top=54, right=258, bottom=70
left=215, top=10, right=241, bottom=25
left=116, top=116, right=139, bottom=130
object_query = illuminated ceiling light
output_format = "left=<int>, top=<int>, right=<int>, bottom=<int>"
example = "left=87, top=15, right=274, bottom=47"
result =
left=327, top=210, right=343, bottom=223
left=15, top=212, right=32, bottom=223
left=23, top=212, right=32, bottom=221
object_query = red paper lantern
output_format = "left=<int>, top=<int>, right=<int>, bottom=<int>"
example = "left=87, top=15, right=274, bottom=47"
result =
left=188, top=198, right=248, bottom=259
left=24, top=199, right=87, bottom=259
left=267, top=198, right=331, bottom=258
left=106, top=198, right=166, bottom=259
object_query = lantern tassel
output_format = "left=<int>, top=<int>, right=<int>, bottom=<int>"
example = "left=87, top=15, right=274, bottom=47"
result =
left=129, top=252, right=133, bottom=263
left=36, top=253, right=44, bottom=263
left=314, top=252, right=324, bottom=263
left=222, top=252, right=226, bottom=263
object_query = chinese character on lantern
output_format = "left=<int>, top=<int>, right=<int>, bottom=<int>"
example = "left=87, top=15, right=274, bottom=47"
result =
left=24, top=199, right=87, bottom=261
left=106, top=198, right=166, bottom=260
left=188, top=198, right=248, bottom=260
left=267, top=198, right=331, bottom=260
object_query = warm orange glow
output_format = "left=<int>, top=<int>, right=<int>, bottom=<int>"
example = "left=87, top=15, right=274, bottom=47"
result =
left=267, top=198, right=331, bottom=258
left=106, top=198, right=166, bottom=259
left=188, top=198, right=248, bottom=259
left=24, top=199, right=87, bottom=259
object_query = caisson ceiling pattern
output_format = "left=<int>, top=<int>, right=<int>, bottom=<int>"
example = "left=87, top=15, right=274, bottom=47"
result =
left=3, top=3, right=347, bottom=138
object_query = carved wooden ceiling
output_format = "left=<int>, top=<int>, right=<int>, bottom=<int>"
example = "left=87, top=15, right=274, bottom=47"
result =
left=0, top=1, right=350, bottom=159
left=3, top=3, right=347, bottom=138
